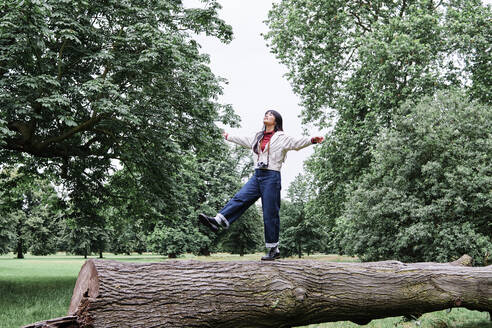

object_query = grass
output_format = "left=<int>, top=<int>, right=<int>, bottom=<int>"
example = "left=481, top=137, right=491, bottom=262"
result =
left=302, top=308, right=492, bottom=328
left=0, top=253, right=490, bottom=328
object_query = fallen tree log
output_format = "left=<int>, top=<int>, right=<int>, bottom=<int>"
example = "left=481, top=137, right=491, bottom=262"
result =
left=24, top=255, right=491, bottom=328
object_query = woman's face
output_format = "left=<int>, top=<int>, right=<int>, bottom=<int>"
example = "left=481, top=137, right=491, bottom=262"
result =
left=263, top=112, right=276, bottom=126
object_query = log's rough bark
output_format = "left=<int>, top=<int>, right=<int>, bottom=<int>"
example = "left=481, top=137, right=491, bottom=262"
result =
left=25, top=255, right=491, bottom=328
left=22, top=316, right=78, bottom=328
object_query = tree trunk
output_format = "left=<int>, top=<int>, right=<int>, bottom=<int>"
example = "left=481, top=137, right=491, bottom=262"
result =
left=16, top=237, right=24, bottom=259
left=16, top=222, right=24, bottom=259
left=198, top=247, right=210, bottom=256
left=25, top=255, right=491, bottom=328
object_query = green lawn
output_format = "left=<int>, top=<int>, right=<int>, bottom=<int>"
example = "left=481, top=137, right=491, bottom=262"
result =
left=0, top=253, right=490, bottom=328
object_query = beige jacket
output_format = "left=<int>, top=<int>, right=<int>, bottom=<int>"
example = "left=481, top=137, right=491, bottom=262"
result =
left=227, top=131, right=313, bottom=172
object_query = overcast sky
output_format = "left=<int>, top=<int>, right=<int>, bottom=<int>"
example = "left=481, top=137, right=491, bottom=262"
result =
left=186, top=0, right=323, bottom=198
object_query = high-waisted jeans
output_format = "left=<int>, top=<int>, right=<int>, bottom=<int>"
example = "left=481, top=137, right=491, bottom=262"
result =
left=219, top=169, right=281, bottom=248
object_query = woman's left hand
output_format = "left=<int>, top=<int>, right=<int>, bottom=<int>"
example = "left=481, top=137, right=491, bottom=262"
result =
left=311, top=136, right=324, bottom=144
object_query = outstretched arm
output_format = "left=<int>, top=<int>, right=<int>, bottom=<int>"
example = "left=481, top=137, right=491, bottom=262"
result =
left=222, top=131, right=256, bottom=149
left=283, top=135, right=324, bottom=151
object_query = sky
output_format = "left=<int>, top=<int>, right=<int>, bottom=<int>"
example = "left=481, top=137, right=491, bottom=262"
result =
left=185, top=0, right=323, bottom=198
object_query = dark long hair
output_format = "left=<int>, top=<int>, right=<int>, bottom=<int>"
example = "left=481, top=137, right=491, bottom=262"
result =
left=253, top=110, right=283, bottom=154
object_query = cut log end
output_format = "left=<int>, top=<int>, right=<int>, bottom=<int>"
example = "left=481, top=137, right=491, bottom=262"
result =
left=68, top=260, right=99, bottom=316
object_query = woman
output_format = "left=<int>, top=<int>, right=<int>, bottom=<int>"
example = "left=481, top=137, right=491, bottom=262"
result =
left=198, top=110, right=324, bottom=260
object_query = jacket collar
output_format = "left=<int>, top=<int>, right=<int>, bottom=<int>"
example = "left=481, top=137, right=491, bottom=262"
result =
left=269, top=130, right=284, bottom=145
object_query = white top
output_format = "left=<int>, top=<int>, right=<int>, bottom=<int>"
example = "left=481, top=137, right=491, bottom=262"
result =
left=227, top=131, right=313, bottom=172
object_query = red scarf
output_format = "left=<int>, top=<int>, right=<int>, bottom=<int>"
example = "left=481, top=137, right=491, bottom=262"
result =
left=260, top=131, right=275, bottom=152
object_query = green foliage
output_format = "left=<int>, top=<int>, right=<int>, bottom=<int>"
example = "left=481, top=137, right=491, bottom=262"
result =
left=339, top=91, right=491, bottom=264
left=0, top=175, right=16, bottom=254
left=146, top=144, right=256, bottom=258
left=220, top=206, right=263, bottom=256
left=0, top=0, right=235, bottom=159
left=193, top=145, right=256, bottom=255
left=102, top=169, right=159, bottom=255
left=0, top=217, right=14, bottom=254
left=148, top=223, right=203, bottom=258
left=62, top=223, right=96, bottom=258
left=107, top=216, right=147, bottom=255
left=0, top=0, right=239, bottom=251
left=266, top=0, right=490, bottom=125
left=0, top=166, right=66, bottom=256
left=281, top=174, right=328, bottom=258
left=266, top=0, right=492, bottom=245
left=0, top=0, right=246, bottom=257
left=62, top=189, right=108, bottom=258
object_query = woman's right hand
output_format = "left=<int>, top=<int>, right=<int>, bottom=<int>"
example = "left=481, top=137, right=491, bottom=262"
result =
left=222, top=131, right=229, bottom=140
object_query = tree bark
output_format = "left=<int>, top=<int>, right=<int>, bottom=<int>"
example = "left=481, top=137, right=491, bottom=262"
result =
left=26, top=255, right=491, bottom=328
left=23, top=316, right=78, bottom=328
left=16, top=235, right=24, bottom=259
left=16, top=221, right=24, bottom=259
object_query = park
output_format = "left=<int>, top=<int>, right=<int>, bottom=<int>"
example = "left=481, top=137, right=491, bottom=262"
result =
left=1, top=0, right=491, bottom=327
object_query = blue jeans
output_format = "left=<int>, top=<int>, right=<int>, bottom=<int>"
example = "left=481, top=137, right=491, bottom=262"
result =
left=219, top=169, right=281, bottom=248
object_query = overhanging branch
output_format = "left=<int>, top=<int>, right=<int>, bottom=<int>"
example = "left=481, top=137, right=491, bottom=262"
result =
left=42, top=114, right=107, bottom=147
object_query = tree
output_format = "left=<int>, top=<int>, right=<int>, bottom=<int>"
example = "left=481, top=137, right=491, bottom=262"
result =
left=220, top=205, right=263, bottom=256
left=338, top=91, right=491, bottom=264
left=61, top=168, right=117, bottom=259
left=0, top=0, right=238, bottom=235
left=146, top=143, right=256, bottom=258
left=280, top=174, right=327, bottom=258
left=265, top=0, right=491, bottom=234
left=265, top=0, right=490, bottom=125
left=63, top=193, right=108, bottom=259
left=102, top=169, right=159, bottom=255
left=0, top=168, right=19, bottom=254
left=0, top=166, right=66, bottom=258
left=207, top=146, right=264, bottom=256
left=105, top=211, right=147, bottom=256
left=0, top=213, right=14, bottom=255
